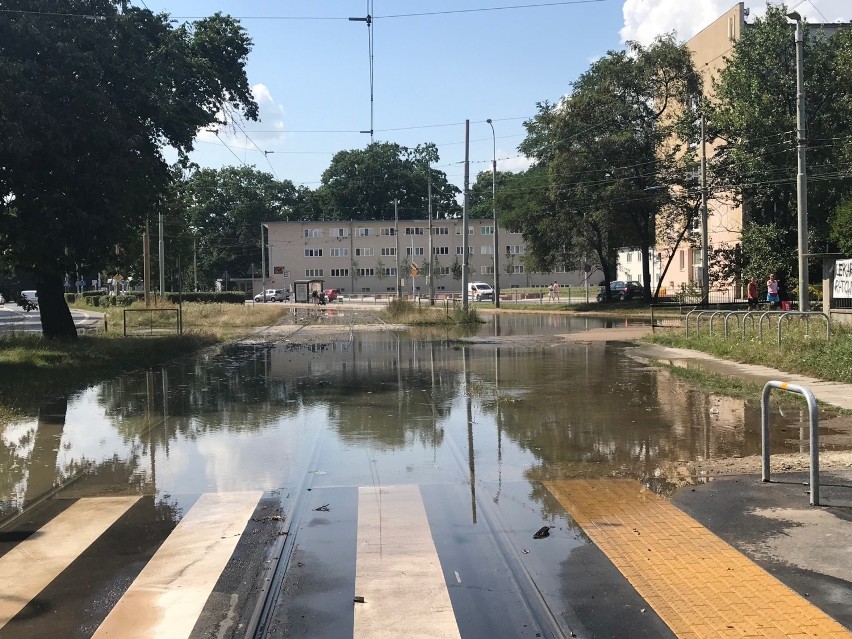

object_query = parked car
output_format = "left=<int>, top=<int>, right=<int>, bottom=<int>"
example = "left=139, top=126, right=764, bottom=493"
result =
left=468, top=282, right=495, bottom=301
left=324, top=288, right=342, bottom=302
left=254, top=288, right=288, bottom=302
left=19, top=290, right=38, bottom=311
left=596, top=281, right=643, bottom=302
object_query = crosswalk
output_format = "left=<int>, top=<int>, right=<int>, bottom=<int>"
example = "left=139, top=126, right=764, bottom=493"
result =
left=0, top=482, right=848, bottom=639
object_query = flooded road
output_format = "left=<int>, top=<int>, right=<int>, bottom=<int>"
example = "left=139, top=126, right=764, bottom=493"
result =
left=0, top=312, right=846, bottom=638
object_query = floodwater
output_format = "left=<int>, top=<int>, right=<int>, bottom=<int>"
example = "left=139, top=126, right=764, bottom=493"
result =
left=0, top=311, right=838, bottom=517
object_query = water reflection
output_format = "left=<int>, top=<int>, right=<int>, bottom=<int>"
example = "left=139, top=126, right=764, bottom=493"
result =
left=0, top=315, right=843, bottom=522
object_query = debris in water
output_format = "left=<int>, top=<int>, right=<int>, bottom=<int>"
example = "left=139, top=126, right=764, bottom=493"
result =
left=533, top=526, right=551, bottom=539
left=314, top=504, right=330, bottom=512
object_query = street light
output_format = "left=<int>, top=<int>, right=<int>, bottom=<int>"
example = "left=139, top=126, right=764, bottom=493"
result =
left=486, top=119, right=500, bottom=308
left=788, top=10, right=809, bottom=311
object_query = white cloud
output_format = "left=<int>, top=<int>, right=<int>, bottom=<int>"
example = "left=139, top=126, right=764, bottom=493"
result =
left=498, top=153, right=532, bottom=173
left=621, top=0, right=851, bottom=46
left=196, top=82, right=286, bottom=153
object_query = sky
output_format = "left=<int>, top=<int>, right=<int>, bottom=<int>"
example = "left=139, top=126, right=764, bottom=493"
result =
left=150, top=0, right=851, bottom=194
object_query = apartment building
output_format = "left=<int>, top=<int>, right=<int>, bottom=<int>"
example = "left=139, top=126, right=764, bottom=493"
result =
left=263, top=219, right=590, bottom=296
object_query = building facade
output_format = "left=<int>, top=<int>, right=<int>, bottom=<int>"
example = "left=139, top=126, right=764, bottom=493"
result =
left=263, top=219, right=594, bottom=297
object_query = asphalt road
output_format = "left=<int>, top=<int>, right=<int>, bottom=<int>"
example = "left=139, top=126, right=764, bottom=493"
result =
left=0, top=303, right=104, bottom=334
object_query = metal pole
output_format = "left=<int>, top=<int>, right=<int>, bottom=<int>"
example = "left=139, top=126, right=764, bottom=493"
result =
left=701, top=110, right=709, bottom=306
left=193, top=238, right=198, bottom=292
left=158, top=210, right=165, bottom=300
left=260, top=223, right=266, bottom=302
left=143, top=219, right=151, bottom=307
left=428, top=170, right=434, bottom=305
left=792, top=16, right=809, bottom=312
left=462, top=119, right=470, bottom=311
left=395, top=199, right=401, bottom=297
left=487, top=119, right=500, bottom=308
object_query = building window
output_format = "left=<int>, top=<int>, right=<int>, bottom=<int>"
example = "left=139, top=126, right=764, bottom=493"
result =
left=433, top=246, right=449, bottom=255
left=433, top=226, right=449, bottom=235
left=381, top=247, right=396, bottom=256
left=626, top=252, right=632, bottom=263
left=511, top=265, right=524, bottom=274
left=481, top=266, right=494, bottom=275
left=304, top=228, right=323, bottom=238
left=456, top=227, right=474, bottom=235
left=481, top=225, right=494, bottom=235
left=407, top=247, right=424, bottom=256
left=405, top=227, right=424, bottom=235
left=355, top=247, right=374, bottom=257
left=329, top=227, right=348, bottom=238
left=380, top=227, right=396, bottom=236
left=305, top=268, right=324, bottom=277
left=435, top=266, right=451, bottom=276
left=506, top=245, right=523, bottom=255
left=357, top=268, right=375, bottom=277
left=385, top=267, right=397, bottom=276
left=330, top=248, right=349, bottom=257
left=481, top=246, right=494, bottom=255
left=355, top=227, right=375, bottom=237
left=304, top=248, right=323, bottom=257
left=330, top=268, right=349, bottom=277
left=679, top=250, right=685, bottom=270
left=456, top=246, right=473, bottom=255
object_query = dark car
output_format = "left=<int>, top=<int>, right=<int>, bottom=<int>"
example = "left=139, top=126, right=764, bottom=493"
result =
left=596, top=280, right=643, bottom=302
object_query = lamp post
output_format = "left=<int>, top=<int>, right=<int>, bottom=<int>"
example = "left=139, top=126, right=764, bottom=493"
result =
left=486, top=119, right=500, bottom=308
left=788, top=10, right=809, bottom=311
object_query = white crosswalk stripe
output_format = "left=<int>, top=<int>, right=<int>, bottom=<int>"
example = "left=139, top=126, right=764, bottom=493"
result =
left=0, top=496, right=140, bottom=630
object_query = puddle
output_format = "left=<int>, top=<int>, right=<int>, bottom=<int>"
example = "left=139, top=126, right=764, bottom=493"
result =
left=0, top=313, right=848, bottom=519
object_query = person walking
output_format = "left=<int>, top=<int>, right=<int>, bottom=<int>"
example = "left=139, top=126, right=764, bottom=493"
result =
left=553, top=281, right=560, bottom=302
left=747, top=276, right=758, bottom=311
left=766, top=274, right=780, bottom=310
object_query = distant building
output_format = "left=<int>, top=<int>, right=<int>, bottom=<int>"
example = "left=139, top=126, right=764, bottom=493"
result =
left=262, top=219, right=596, bottom=297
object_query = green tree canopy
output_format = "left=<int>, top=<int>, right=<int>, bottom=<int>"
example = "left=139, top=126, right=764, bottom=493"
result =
left=518, top=36, right=702, bottom=299
left=0, top=1, right=257, bottom=337
left=318, top=142, right=460, bottom=220
left=710, top=4, right=852, bottom=288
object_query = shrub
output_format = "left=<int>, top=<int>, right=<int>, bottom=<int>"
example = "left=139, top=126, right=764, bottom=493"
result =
left=385, top=298, right=415, bottom=318
left=163, top=291, right=247, bottom=304
left=64, top=293, right=76, bottom=304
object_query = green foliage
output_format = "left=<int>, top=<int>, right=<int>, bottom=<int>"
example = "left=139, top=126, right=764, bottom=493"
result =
left=64, top=293, right=76, bottom=304
left=829, top=198, right=852, bottom=256
left=385, top=298, right=415, bottom=319
left=318, top=142, right=460, bottom=220
left=711, top=4, right=852, bottom=287
left=0, top=2, right=257, bottom=338
left=164, top=292, right=247, bottom=304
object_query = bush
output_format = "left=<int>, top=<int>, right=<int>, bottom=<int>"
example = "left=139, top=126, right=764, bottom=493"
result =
left=385, top=298, right=415, bottom=319
left=64, top=293, right=76, bottom=303
left=163, top=291, right=247, bottom=304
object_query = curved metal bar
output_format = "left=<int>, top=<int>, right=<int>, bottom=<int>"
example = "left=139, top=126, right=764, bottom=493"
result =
left=761, top=381, right=820, bottom=505
left=723, top=312, right=742, bottom=338
left=708, top=311, right=724, bottom=337
left=777, top=311, right=831, bottom=347
left=741, top=311, right=758, bottom=339
left=685, top=309, right=700, bottom=337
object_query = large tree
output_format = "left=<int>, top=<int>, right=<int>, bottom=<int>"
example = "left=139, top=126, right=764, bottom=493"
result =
left=711, top=4, right=852, bottom=289
left=317, top=142, right=460, bottom=220
left=172, top=166, right=300, bottom=289
left=0, top=1, right=258, bottom=337
left=518, top=36, right=702, bottom=301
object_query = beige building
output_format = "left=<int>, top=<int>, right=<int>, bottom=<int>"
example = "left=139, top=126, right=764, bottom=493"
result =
left=262, top=219, right=592, bottom=297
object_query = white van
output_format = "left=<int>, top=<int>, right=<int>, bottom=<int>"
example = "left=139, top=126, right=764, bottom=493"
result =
left=468, top=282, right=494, bottom=301
left=20, top=290, right=38, bottom=311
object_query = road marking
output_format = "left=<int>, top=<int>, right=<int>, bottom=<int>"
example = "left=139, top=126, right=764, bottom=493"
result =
left=354, top=485, right=460, bottom=639
left=545, top=479, right=851, bottom=639
left=0, top=496, right=140, bottom=629
left=92, top=491, right=262, bottom=639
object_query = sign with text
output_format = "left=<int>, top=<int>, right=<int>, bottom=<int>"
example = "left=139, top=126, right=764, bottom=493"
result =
left=834, top=259, right=852, bottom=298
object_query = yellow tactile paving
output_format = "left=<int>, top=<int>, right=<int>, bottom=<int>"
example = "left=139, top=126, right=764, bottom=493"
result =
left=544, top=479, right=851, bottom=639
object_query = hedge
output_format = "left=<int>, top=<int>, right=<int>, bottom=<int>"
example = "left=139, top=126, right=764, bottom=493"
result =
left=163, top=292, right=247, bottom=304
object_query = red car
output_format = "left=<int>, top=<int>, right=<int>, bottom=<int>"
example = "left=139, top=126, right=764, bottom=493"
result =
left=324, top=288, right=342, bottom=302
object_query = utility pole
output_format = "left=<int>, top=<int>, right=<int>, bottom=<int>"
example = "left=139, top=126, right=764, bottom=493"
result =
left=701, top=109, right=709, bottom=306
left=260, top=223, right=266, bottom=302
left=789, top=11, right=809, bottom=311
left=428, top=170, right=434, bottom=305
left=193, top=238, right=198, bottom=292
left=158, top=211, right=165, bottom=301
left=462, top=120, right=470, bottom=311
left=487, top=119, right=500, bottom=308
left=143, top=219, right=151, bottom=307
left=394, top=199, right=401, bottom=297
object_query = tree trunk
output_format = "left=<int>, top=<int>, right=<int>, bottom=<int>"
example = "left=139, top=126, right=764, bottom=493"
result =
left=24, top=396, right=68, bottom=506
left=36, top=273, right=78, bottom=339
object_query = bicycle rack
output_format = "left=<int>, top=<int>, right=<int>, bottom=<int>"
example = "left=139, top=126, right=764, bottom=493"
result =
left=761, top=381, right=820, bottom=506
left=776, top=311, right=830, bottom=347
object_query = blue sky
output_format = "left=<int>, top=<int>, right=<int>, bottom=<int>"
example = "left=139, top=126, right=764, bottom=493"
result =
left=150, top=0, right=848, bottom=193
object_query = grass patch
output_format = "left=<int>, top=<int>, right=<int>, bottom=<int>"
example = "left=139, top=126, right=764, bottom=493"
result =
left=381, top=298, right=483, bottom=325
left=647, top=319, right=852, bottom=384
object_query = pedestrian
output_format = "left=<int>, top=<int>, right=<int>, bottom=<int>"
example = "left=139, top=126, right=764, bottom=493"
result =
left=747, top=276, right=758, bottom=311
left=548, top=281, right=556, bottom=302
left=766, top=274, right=780, bottom=310
left=311, top=289, right=318, bottom=305
left=553, top=281, right=560, bottom=302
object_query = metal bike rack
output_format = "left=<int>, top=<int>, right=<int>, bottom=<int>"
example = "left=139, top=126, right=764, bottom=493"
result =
left=761, top=381, right=820, bottom=506
left=776, top=311, right=830, bottom=347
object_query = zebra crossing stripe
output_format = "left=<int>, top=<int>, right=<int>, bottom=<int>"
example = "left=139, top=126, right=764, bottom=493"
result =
left=354, top=485, right=461, bottom=639
left=0, top=496, right=140, bottom=629
left=92, top=491, right=262, bottom=639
